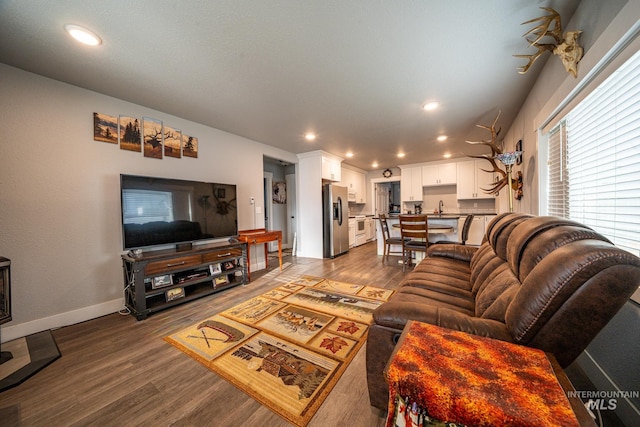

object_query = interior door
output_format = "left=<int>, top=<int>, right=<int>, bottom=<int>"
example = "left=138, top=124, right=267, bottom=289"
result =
left=285, top=173, right=296, bottom=251
left=263, top=172, right=278, bottom=252
left=376, top=183, right=390, bottom=217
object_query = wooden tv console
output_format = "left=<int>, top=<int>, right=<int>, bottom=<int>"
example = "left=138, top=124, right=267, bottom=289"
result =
left=121, top=241, right=248, bottom=320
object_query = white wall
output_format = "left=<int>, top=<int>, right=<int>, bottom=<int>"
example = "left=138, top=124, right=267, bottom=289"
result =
left=0, top=63, right=297, bottom=341
left=296, top=153, right=324, bottom=259
left=501, top=1, right=640, bottom=424
left=501, top=0, right=632, bottom=214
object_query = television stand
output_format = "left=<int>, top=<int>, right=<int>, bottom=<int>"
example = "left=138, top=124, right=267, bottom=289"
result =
left=121, top=241, right=248, bottom=320
left=0, top=257, right=11, bottom=364
left=0, top=330, right=13, bottom=364
left=176, top=242, right=193, bottom=252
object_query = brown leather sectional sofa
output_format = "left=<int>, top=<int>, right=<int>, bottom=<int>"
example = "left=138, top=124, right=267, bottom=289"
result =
left=366, top=213, right=640, bottom=410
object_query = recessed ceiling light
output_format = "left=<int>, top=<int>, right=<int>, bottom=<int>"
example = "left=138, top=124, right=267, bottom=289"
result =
left=422, top=101, right=439, bottom=111
left=346, top=151, right=354, bottom=158
left=304, top=132, right=316, bottom=141
left=64, top=24, right=102, bottom=46
left=437, top=135, right=448, bottom=142
left=397, top=152, right=405, bottom=158
left=372, top=162, right=379, bottom=168
left=443, top=152, right=452, bottom=159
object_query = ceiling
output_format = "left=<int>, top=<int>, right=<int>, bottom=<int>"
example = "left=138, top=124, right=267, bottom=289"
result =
left=0, top=0, right=580, bottom=170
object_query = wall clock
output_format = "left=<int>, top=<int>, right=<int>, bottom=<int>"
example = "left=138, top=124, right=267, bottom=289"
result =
left=383, top=169, right=393, bottom=178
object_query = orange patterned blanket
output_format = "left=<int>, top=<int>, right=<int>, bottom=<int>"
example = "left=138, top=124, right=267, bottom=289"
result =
left=385, top=321, right=580, bottom=427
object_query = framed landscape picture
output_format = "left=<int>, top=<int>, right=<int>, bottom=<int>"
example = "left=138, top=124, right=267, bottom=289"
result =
left=164, top=125, right=182, bottom=158
left=119, top=115, right=141, bottom=152
left=93, top=112, right=118, bottom=144
left=142, top=117, right=163, bottom=159
left=183, top=134, right=198, bottom=158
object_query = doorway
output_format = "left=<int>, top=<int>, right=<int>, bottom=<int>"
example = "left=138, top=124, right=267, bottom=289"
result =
left=371, top=177, right=401, bottom=218
left=263, top=156, right=297, bottom=251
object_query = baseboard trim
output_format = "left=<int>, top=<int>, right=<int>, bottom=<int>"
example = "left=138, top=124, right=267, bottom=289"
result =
left=577, top=350, right=640, bottom=426
left=1, top=299, right=123, bottom=343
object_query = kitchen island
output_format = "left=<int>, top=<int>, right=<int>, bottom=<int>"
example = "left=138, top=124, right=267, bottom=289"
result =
left=375, top=214, right=460, bottom=257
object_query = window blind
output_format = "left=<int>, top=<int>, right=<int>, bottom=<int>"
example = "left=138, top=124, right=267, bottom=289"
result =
left=549, top=49, right=640, bottom=257
left=547, top=122, right=568, bottom=218
left=122, top=189, right=174, bottom=224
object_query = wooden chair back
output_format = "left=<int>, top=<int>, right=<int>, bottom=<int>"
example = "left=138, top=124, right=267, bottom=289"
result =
left=399, top=215, right=429, bottom=271
left=379, top=214, right=391, bottom=241
left=398, top=214, right=429, bottom=241
left=460, top=214, right=474, bottom=244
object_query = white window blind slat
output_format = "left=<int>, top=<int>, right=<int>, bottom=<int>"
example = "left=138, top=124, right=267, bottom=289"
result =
left=547, top=48, right=640, bottom=259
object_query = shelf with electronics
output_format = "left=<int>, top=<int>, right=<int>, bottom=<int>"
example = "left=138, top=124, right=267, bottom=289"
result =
left=121, top=240, right=247, bottom=320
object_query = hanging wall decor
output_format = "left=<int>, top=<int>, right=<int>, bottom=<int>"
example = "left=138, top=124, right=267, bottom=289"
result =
left=182, top=134, right=198, bottom=158
left=94, top=112, right=198, bottom=160
left=273, top=181, right=287, bottom=204
left=465, top=111, right=524, bottom=209
left=163, top=124, right=182, bottom=158
left=119, top=115, right=141, bottom=152
left=514, top=7, right=583, bottom=78
left=93, top=112, right=118, bottom=144
left=142, top=117, right=163, bottom=159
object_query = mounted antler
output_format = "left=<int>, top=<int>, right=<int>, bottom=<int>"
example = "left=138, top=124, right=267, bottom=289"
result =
left=465, top=110, right=503, bottom=157
left=514, top=7, right=583, bottom=78
left=465, top=111, right=515, bottom=195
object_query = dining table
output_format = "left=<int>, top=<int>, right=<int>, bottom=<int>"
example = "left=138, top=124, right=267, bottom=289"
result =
left=391, top=223, right=455, bottom=234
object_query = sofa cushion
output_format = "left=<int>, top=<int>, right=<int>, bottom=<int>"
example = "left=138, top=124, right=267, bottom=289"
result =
left=488, top=214, right=532, bottom=261
left=474, top=265, right=520, bottom=318
left=392, top=288, right=475, bottom=315
left=510, top=223, right=611, bottom=281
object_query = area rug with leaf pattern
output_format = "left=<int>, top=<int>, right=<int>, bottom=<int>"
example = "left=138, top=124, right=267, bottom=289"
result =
left=165, top=275, right=393, bottom=426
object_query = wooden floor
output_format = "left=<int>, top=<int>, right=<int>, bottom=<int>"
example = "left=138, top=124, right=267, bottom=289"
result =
left=0, top=241, right=407, bottom=427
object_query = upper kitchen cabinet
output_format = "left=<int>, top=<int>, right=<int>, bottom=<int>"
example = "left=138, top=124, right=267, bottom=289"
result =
left=400, top=166, right=423, bottom=202
left=341, top=167, right=367, bottom=204
left=321, top=155, right=342, bottom=182
left=456, top=159, right=496, bottom=200
left=422, top=163, right=456, bottom=186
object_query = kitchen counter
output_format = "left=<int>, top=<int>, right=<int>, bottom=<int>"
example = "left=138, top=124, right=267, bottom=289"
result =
left=376, top=215, right=459, bottom=259
left=379, top=212, right=496, bottom=219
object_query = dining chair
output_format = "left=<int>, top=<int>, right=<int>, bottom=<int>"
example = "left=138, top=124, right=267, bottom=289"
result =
left=378, top=214, right=408, bottom=263
left=434, top=214, right=474, bottom=245
left=398, top=214, right=429, bottom=271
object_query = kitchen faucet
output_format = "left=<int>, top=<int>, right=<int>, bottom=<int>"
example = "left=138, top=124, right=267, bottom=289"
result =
left=438, top=200, right=444, bottom=215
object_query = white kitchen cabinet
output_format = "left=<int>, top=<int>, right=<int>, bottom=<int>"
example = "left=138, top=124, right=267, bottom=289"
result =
left=365, top=217, right=375, bottom=241
left=341, top=167, right=367, bottom=204
left=355, top=172, right=366, bottom=203
left=340, top=168, right=352, bottom=193
left=322, top=156, right=341, bottom=182
left=348, top=218, right=355, bottom=248
left=422, top=163, right=457, bottom=186
left=400, top=166, right=423, bottom=201
left=456, top=160, right=496, bottom=200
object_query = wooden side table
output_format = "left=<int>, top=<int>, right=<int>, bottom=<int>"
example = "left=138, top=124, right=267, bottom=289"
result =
left=237, top=228, right=282, bottom=281
left=384, top=321, right=595, bottom=427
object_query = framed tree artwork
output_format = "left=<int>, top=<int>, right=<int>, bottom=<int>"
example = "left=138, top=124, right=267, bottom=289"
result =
left=183, top=134, right=198, bottom=158
left=93, top=112, right=118, bottom=144
left=119, top=115, right=141, bottom=152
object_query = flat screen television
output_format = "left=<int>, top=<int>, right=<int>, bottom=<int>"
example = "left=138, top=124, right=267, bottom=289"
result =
left=120, top=174, right=238, bottom=250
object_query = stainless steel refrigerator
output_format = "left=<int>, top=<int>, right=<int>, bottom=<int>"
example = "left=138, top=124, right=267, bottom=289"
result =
left=323, top=184, right=349, bottom=258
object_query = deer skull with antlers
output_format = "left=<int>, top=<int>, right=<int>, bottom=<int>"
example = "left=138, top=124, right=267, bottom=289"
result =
left=465, top=111, right=521, bottom=196
left=514, top=7, right=583, bottom=78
